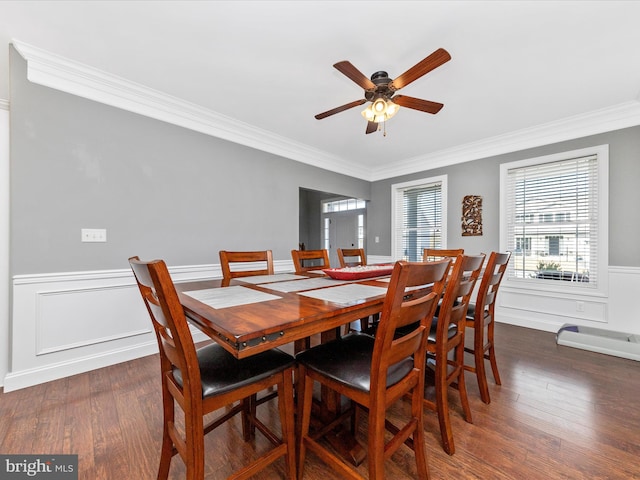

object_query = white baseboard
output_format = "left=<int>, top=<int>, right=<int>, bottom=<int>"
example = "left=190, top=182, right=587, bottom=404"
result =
left=4, top=340, right=158, bottom=392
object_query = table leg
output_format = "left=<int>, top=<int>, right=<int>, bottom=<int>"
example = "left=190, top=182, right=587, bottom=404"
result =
left=317, top=328, right=367, bottom=467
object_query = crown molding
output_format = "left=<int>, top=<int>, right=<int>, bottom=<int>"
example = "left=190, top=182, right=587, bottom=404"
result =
left=11, top=40, right=640, bottom=183
left=11, top=40, right=364, bottom=179
left=0, top=99, right=8, bottom=111
left=369, top=100, right=640, bottom=181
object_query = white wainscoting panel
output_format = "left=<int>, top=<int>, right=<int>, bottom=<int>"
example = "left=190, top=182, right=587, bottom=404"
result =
left=607, top=266, right=640, bottom=335
left=36, top=285, right=150, bottom=355
left=4, top=260, right=294, bottom=391
left=7, top=269, right=161, bottom=392
left=496, top=266, right=640, bottom=336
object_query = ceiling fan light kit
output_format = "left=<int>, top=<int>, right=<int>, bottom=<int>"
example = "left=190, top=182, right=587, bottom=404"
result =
left=361, top=96, right=398, bottom=123
left=315, top=48, right=451, bottom=135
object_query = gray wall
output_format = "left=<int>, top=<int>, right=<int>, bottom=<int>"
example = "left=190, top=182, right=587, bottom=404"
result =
left=368, top=126, right=640, bottom=267
left=9, top=47, right=370, bottom=275
left=10, top=42, right=640, bottom=275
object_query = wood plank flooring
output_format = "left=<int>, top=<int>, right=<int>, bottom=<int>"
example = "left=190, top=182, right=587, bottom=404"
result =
left=1, top=323, right=639, bottom=479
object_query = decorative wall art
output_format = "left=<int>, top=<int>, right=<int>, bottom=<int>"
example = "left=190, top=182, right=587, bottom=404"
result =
left=462, top=195, right=483, bottom=236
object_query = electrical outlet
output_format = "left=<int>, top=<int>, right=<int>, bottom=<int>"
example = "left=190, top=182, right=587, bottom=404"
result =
left=81, top=228, right=107, bottom=242
left=576, top=301, right=585, bottom=312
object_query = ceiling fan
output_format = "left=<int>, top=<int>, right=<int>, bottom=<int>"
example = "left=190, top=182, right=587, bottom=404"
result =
left=315, top=48, right=451, bottom=134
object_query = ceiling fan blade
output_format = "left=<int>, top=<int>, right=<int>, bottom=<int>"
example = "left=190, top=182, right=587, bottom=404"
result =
left=334, top=61, right=376, bottom=90
left=315, top=99, right=367, bottom=120
left=390, top=48, right=451, bottom=90
left=365, top=121, right=378, bottom=134
left=393, top=95, right=444, bottom=114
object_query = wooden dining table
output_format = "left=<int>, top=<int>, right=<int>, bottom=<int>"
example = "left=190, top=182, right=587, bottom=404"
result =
left=175, top=271, right=391, bottom=359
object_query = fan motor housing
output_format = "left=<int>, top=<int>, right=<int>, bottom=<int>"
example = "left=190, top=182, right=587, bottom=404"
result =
left=366, top=71, right=394, bottom=100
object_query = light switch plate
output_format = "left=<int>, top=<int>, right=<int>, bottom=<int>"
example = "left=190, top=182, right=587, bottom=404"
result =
left=81, top=228, right=107, bottom=242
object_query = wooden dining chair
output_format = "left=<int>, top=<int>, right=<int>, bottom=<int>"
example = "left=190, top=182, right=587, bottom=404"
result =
left=423, top=248, right=464, bottom=262
left=337, top=248, right=376, bottom=333
left=337, top=247, right=367, bottom=267
left=291, top=248, right=330, bottom=274
left=129, top=257, right=297, bottom=480
left=424, top=253, right=485, bottom=455
left=464, top=251, right=512, bottom=404
left=296, top=259, right=451, bottom=480
left=423, top=249, right=464, bottom=284
left=219, top=250, right=274, bottom=286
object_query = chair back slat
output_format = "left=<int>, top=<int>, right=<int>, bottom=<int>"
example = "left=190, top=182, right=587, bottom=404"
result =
left=424, top=248, right=464, bottom=262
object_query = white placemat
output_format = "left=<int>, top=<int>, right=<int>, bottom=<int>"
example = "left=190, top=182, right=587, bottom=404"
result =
left=298, top=283, right=388, bottom=305
left=237, top=273, right=306, bottom=284
left=182, top=286, right=281, bottom=309
left=262, top=277, right=349, bottom=293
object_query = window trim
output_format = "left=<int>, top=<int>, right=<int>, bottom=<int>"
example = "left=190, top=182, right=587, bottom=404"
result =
left=499, top=144, right=609, bottom=297
left=391, top=175, right=448, bottom=261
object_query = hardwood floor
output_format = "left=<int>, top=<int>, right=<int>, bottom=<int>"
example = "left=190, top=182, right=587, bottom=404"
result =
left=1, top=323, right=639, bottom=479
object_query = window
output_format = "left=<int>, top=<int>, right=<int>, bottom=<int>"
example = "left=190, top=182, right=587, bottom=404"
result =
left=516, top=214, right=534, bottom=223
left=501, top=145, right=608, bottom=291
left=515, top=237, right=531, bottom=255
left=547, top=235, right=562, bottom=256
left=392, top=176, right=447, bottom=261
left=357, top=214, right=364, bottom=248
left=323, top=198, right=366, bottom=213
left=323, top=218, right=330, bottom=250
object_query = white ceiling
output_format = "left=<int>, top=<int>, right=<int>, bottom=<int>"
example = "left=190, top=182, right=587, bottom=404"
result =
left=2, top=1, right=640, bottom=181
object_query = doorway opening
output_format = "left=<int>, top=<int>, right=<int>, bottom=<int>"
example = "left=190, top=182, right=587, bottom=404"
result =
left=298, top=188, right=367, bottom=269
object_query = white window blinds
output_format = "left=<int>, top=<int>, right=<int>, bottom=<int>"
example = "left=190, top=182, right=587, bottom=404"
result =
left=505, top=154, right=599, bottom=286
left=393, top=179, right=443, bottom=261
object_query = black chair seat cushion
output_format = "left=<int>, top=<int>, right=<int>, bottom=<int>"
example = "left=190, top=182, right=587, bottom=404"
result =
left=173, top=343, right=295, bottom=399
left=427, top=316, right=458, bottom=343
left=296, top=333, right=414, bottom=393
left=397, top=317, right=457, bottom=342
left=465, top=303, right=491, bottom=323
